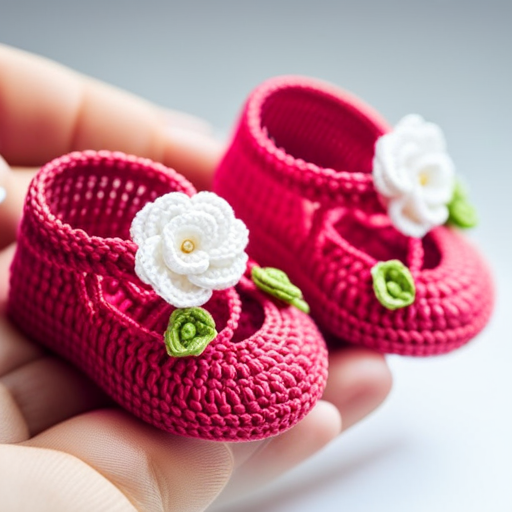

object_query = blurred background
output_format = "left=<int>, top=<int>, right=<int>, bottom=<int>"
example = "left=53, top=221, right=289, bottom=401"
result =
left=1, top=0, right=511, bottom=510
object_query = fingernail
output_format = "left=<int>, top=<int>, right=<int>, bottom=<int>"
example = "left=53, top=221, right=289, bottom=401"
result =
left=0, top=187, right=6, bottom=204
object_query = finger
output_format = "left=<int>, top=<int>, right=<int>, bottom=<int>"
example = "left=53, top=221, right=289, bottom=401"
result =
left=0, top=158, right=35, bottom=247
left=215, top=400, right=342, bottom=507
left=0, top=245, right=43, bottom=371
left=0, top=357, right=110, bottom=440
left=0, top=244, right=109, bottom=441
left=0, top=383, right=29, bottom=443
left=0, top=45, right=223, bottom=190
left=0, top=245, right=41, bottom=443
left=322, top=348, right=393, bottom=431
left=166, top=109, right=215, bottom=135
left=24, top=409, right=234, bottom=512
left=0, top=444, right=137, bottom=512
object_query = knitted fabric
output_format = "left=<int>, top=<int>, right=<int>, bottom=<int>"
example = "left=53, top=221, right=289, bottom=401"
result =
left=213, top=76, right=495, bottom=356
left=7, top=150, right=328, bottom=441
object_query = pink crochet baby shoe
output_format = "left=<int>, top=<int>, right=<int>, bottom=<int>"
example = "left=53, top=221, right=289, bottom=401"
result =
left=7, top=150, right=328, bottom=441
left=214, top=76, right=494, bottom=356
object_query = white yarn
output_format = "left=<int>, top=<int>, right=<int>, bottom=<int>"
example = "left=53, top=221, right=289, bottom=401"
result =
left=130, top=191, right=249, bottom=308
left=373, top=115, right=455, bottom=238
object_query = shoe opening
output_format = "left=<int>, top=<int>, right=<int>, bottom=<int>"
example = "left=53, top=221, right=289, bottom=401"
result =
left=230, top=289, right=265, bottom=343
left=100, top=277, right=173, bottom=333
left=333, top=211, right=442, bottom=270
left=421, top=232, right=442, bottom=270
left=259, top=86, right=383, bottom=174
left=99, top=277, right=232, bottom=337
left=44, top=161, right=172, bottom=240
left=333, top=211, right=409, bottom=263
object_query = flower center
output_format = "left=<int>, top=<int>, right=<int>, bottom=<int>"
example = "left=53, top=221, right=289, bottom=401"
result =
left=180, top=322, right=197, bottom=341
left=181, top=239, right=195, bottom=253
left=419, top=171, right=429, bottom=186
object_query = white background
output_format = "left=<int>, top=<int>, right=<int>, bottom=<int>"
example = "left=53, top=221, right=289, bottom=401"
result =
left=1, top=1, right=511, bottom=510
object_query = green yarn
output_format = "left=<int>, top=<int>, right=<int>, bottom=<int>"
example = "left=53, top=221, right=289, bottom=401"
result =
left=371, top=260, right=415, bottom=310
left=251, top=267, right=310, bottom=314
left=164, top=307, right=217, bottom=357
left=289, top=297, right=310, bottom=314
left=447, top=180, right=478, bottom=229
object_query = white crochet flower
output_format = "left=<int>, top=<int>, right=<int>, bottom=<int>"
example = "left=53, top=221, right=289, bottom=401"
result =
left=130, top=191, right=249, bottom=308
left=373, top=115, right=455, bottom=238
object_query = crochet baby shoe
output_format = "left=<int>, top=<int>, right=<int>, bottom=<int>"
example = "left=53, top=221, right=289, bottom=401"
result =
left=214, top=76, right=494, bottom=356
left=7, top=150, right=328, bottom=441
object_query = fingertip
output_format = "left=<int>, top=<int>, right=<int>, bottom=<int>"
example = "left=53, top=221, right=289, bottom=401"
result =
left=310, top=399, right=344, bottom=440
left=164, top=125, right=225, bottom=191
left=164, top=109, right=215, bottom=135
left=253, top=400, right=342, bottom=467
left=214, top=401, right=341, bottom=508
left=296, top=397, right=343, bottom=442
left=324, top=348, right=393, bottom=431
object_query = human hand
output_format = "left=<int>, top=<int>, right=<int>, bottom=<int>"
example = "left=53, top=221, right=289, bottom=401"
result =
left=0, top=45, right=392, bottom=511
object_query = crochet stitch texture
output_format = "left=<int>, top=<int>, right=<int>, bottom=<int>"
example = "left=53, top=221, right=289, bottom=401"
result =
left=213, top=76, right=495, bottom=356
left=8, top=150, right=328, bottom=441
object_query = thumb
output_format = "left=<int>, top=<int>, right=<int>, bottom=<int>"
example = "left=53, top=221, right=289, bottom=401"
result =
left=24, top=409, right=234, bottom=512
left=0, top=444, right=137, bottom=512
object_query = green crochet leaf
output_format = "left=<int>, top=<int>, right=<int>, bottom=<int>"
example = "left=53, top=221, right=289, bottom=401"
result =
left=447, top=180, right=478, bottom=229
left=164, top=307, right=217, bottom=357
left=371, top=260, right=416, bottom=310
left=251, top=267, right=310, bottom=314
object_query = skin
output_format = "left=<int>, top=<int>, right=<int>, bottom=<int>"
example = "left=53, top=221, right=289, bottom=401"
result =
left=0, top=44, right=392, bottom=511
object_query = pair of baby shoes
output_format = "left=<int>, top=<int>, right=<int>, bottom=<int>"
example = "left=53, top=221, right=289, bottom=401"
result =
left=7, top=76, right=494, bottom=442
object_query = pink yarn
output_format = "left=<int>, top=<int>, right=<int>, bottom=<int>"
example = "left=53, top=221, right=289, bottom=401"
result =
left=214, top=76, right=495, bottom=356
left=8, top=150, right=328, bottom=441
